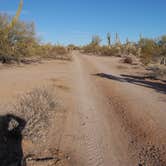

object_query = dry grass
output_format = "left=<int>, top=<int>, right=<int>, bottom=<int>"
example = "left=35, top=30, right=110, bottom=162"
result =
left=45, top=46, right=72, bottom=61
left=82, top=44, right=100, bottom=55
left=13, top=87, right=57, bottom=143
left=117, top=65, right=129, bottom=70
left=99, top=46, right=115, bottom=56
left=123, top=56, right=133, bottom=64
left=147, top=65, right=166, bottom=80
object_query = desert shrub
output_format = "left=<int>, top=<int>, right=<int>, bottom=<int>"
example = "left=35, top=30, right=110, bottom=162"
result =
left=0, top=1, right=38, bottom=62
left=51, top=45, right=68, bottom=55
left=99, top=46, right=120, bottom=56
left=0, top=55, right=16, bottom=64
left=122, top=42, right=139, bottom=56
left=138, top=38, right=157, bottom=65
left=82, top=35, right=101, bottom=54
left=0, top=5, right=71, bottom=64
left=99, top=46, right=113, bottom=56
left=82, top=43, right=100, bottom=54
left=91, top=35, right=101, bottom=45
left=43, top=45, right=71, bottom=60
left=14, top=87, right=57, bottom=143
left=147, top=65, right=166, bottom=80
left=68, top=44, right=80, bottom=51
left=0, top=13, right=39, bottom=63
left=123, top=56, right=133, bottom=64
left=157, top=36, right=166, bottom=64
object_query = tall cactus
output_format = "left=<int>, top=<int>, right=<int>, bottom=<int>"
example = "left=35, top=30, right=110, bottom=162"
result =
left=8, top=0, right=23, bottom=29
left=126, top=37, right=129, bottom=44
left=115, top=32, right=121, bottom=45
left=107, top=33, right=111, bottom=47
left=139, top=33, right=143, bottom=41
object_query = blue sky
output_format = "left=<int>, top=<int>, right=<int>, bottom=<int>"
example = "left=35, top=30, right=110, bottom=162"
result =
left=0, top=0, right=166, bottom=45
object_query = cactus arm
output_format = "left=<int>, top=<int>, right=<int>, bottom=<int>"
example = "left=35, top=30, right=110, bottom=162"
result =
left=8, top=0, right=23, bottom=29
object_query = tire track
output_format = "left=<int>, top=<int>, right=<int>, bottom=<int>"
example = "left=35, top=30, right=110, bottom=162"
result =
left=73, top=54, right=106, bottom=166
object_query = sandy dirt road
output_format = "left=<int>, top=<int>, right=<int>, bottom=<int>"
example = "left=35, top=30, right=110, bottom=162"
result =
left=0, top=51, right=166, bottom=166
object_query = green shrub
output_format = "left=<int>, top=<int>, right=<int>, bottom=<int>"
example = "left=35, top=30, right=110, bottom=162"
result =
left=138, top=38, right=157, bottom=65
left=82, top=44, right=100, bottom=54
left=82, top=35, right=101, bottom=54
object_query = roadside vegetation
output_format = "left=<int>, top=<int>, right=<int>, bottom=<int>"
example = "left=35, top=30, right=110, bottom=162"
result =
left=14, top=87, right=57, bottom=143
left=0, top=87, right=59, bottom=165
left=0, top=0, right=165, bottom=79
left=82, top=33, right=166, bottom=79
left=0, top=0, right=70, bottom=64
left=82, top=33, right=166, bottom=64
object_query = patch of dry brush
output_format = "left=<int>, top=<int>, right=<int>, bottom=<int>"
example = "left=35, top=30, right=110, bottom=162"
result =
left=13, top=87, right=57, bottom=143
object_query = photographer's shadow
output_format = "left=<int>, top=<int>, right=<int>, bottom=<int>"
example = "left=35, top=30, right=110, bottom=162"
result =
left=0, top=114, right=26, bottom=166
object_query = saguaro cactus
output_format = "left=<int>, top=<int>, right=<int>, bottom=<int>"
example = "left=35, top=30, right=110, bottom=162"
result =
left=126, top=37, right=129, bottom=44
left=115, top=32, right=121, bottom=45
left=8, top=0, right=23, bottom=29
left=107, top=33, right=111, bottom=47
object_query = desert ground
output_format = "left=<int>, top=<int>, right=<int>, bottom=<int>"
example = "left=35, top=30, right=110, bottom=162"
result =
left=0, top=51, right=166, bottom=166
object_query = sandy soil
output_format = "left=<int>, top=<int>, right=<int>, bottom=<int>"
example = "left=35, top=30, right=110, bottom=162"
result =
left=0, top=51, right=166, bottom=166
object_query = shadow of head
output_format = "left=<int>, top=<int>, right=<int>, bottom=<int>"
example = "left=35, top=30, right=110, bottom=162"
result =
left=0, top=114, right=26, bottom=166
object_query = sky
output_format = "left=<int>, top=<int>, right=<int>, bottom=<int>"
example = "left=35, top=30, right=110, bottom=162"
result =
left=0, top=0, right=166, bottom=45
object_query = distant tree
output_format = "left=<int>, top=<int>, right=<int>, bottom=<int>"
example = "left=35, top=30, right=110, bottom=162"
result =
left=138, top=38, right=157, bottom=65
left=91, top=35, right=101, bottom=46
left=157, top=35, right=166, bottom=65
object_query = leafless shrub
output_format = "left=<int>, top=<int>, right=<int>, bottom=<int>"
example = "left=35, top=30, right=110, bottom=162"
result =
left=123, top=56, right=133, bottom=64
left=147, top=65, right=166, bottom=80
left=44, top=45, right=72, bottom=61
left=117, top=65, right=129, bottom=70
left=0, top=55, right=19, bottom=64
left=99, top=46, right=114, bottom=56
left=82, top=44, right=100, bottom=55
left=14, top=87, right=57, bottom=143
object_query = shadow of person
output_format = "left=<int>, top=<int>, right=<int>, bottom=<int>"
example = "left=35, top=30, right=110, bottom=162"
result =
left=0, top=114, right=26, bottom=166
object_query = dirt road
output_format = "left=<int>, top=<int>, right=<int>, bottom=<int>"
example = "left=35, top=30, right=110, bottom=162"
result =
left=0, top=51, right=166, bottom=166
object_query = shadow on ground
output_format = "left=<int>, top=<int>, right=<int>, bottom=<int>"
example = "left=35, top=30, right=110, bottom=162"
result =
left=94, top=73, right=166, bottom=94
left=0, top=114, right=26, bottom=166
